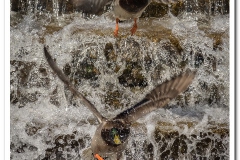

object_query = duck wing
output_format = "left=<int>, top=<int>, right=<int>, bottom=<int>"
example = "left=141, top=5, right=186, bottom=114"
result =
left=44, top=46, right=106, bottom=123
left=71, top=0, right=113, bottom=14
left=114, top=69, right=196, bottom=124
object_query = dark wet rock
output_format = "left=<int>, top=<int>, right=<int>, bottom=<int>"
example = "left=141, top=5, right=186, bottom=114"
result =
left=28, top=72, right=51, bottom=88
left=153, top=123, right=229, bottom=159
left=104, top=42, right=116, bottom=62
left=104, top=90, right=123, bottom=109
left=11, top=0, right=74, bottom=15
left=178, top=59, right=188, bottom=69
left=71, top=139, right=79, bottom=149
left=118, top=61, right=147, bottom=88
left=190, top=134, right=197, bottom=139
left=199, top=132, right=208, bottom=138
left=175, top=94, right=185, bottom=106
left=194, top=51, right=204, bottom=68
left=63, top=63, right=72, bottom=77
left=214, top=140, right=226, bottom=154
left=124, top=148, right=132, bottom=159
left=197, top=80, right=225, bottom=106
left=183, top=92, right=191, bottom=106
left=170, top=1, right=184, bottom=17
left=11, top=55, right=50, bottom=88
left=44, top=148, right=55, bottom=159
left=141, top=2, right=168, bottom=18
left=25, top=121, right=43, bottom=136
left=210, top=0, right=229, bottom=15
left=154, top=128, right=162, bottom=143
left=10, top=90, right=19, bottom=104
left=10, top=12, right=24, bottom=27
left=43, top=132, right=91, bottom=159
left=190, top=149, right=197, bottom=159
left=144, top=54, right=153, bottom=71
left=197, top=0, right=212, bottom=14
left=137, top=30, right=183, bottom=54
left=58, top=0, right=74, bottom=14
left=208, top=84, right=221, bottom=105
left=212, top=127, right=229, bottom=139
left=10, top=58, right=53, bottom=107
left=10, top=60, right=36, bottom=87
left=206, top=54, right=217, bottom=71
left=11, top=136, right=38, bottom=155
left=125, top=139, right=154, bottom=159
left=165, top=131, right=179, bottom=140
left=11, top=0, right=22, bottom=12
left=64, top=53, right=100, bottom=86
left=170, top=137, right=188, bottom=157
left=119, top=38, right=142, bottom=62
left=160, top=149, right=170, bottom=160
left=74, top=58, right=99, bottom=80
left=151, top=64, right=165, bottom=83
left=170, top=138, right=180, bottom=158
left=162, top=41, right=182, bottom=56
left=208, top=32, right=224, bottom=51
left=159, top=141, right=168, bottom=153
left=196, top=138, right=212, bottom=155
left=11, top=90, right=40, bottom=108
left=211, top=147, right=218, bottom=156
left=16, top=146, right=25, bottom=153
left=199, top=80, right=209, bottom=91
left=181, top=0, right=228, bottom=15
left=39, top=67, right=48, bottom=76
left=143, top=142, right=154, bottom=160
left=49, top=87, right=61, bottom=107
left=28, top=145, right=38, bottom=152
left=154, top=126, right=179, bottom=143
left=104, top=42, right=121, bottom=73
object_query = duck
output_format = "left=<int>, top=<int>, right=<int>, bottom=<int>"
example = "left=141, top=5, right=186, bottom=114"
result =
left=71, top=0, right=180, bottom=36
left=44, top=46, right=196, bottom=160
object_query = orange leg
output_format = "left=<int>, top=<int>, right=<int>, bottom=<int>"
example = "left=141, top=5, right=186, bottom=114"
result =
left=114, top=18, right=119, bottom=37
left=130, top=18, right=138, bottom=35
left=94, top=154, right=104, bottom=160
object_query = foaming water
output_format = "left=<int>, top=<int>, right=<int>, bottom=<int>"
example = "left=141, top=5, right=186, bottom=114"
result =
left=10, top=4, right=229, bottom=160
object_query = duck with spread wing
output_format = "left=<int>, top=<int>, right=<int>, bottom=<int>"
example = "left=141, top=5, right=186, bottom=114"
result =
left=44, top=46, right=196, bottom=160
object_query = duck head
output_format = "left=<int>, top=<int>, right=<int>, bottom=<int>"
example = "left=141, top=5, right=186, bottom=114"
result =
left=91, top=119, right=130, bottom=159
left=101, top=120, right=130, bottom=146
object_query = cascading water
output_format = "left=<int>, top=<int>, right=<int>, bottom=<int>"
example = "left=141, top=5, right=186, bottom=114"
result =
left=10, top=0, right=230, bottom=159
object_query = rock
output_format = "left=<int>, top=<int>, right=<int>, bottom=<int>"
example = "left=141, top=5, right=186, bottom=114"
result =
left=141, top=2, right=168, bottom=18
left=118, top=61, right=148, bottom=88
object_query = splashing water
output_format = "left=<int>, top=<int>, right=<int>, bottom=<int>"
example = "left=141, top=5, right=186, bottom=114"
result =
left=10, top=0, right=229, bottom=159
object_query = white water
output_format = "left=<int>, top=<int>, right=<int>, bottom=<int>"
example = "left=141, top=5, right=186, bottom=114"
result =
left=10, top=9, right=229, bottom=160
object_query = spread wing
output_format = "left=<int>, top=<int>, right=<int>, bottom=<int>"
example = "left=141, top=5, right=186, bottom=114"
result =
left=114, top=69, right=196, bottom=124
left=44, top=46, right=106, bottom=123
left=71, top=0, right=113, bottom=14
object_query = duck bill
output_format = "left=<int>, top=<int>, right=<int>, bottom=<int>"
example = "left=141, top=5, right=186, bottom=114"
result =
left=114, top=135, right=122, bottom=144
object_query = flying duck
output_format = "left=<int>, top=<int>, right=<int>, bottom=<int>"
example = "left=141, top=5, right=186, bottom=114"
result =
left=44, top=46, right=196, bottom=160
left=71, top=0, right=180, bottom=36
